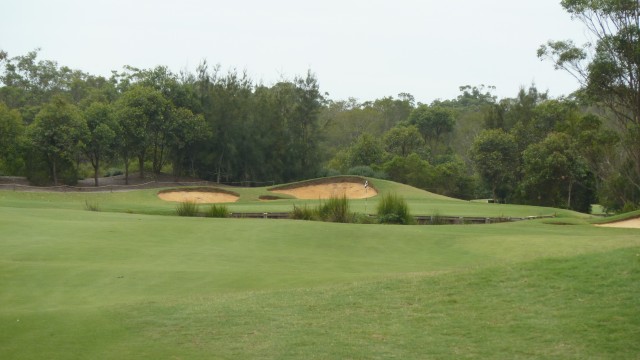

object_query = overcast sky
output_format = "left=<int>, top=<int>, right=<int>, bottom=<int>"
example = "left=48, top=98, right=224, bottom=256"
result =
left=2, top=0, right=588, bottom=104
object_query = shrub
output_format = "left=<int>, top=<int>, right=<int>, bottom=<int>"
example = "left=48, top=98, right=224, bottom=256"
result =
left=206, top=204, right=229, bottom=218
left=377, top=192, right=413, bottom=224
left=104, top=168, right=123, bottom=177
left=316, top=167, right=342, bottom=178
left=176, top=200, right=199, bottom=217
left=353, top=213, right=376, bottom=224
left=347, top=165, right=388, bottom=179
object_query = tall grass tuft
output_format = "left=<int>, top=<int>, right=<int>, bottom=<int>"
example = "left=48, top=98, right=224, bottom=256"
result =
left=377, top=192, right=414, bottom=224
left=206, top=204, right=229, bottom=218
left=290, top=205, right=315, bottom=220
left=317, top=194, right=352, bottom=223
left=290, top=195, right=354, bottom=223
left=84, top=200, right=100, bottom=212
left=430, top=211, right=446, bottom=225
left=176, top=200, right=199, bottom=217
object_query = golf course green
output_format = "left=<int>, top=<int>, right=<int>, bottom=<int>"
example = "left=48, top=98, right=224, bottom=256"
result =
left=1, top=177, right=638, bottom=359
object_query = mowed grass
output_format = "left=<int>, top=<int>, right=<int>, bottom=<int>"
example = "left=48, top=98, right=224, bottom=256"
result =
left=0, top=177, right=587, bottom=218
left=1, top=201, right=639, bottom=359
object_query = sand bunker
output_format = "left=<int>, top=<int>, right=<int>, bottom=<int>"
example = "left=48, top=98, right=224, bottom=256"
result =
left=595, top=217, right=640, bottom=229
left=271, top=181, right=377, bottom=200
left=158, top=191, right=238, bottom=203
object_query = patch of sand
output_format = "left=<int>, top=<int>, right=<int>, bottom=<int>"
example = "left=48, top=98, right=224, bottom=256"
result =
left=271, top=182, right=377, bottom=200
left=595, top=217, right=640, bottom=229
left=158, top=191, right=238, bottom=203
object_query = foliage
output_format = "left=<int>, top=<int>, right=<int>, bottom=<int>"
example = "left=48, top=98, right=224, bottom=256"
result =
left=175, top=200, right=199, bottom=217
left=104, top=168, right=123, bottom=177
left=206, top=204, right=229, bottom=218
left=383, top=153, right=434, bottom=189
left=82, top=102, right=116, bottom=186
left=518, top=132, right=596, bottom=212
left=0, top=102, right=25, bottom=174
left=408, top=104, right=455, bottom=150
left=115, top=85, right=171, bottom=179
left=538, top=0, right=640, bottom=209
left=346, top=165, right=386, bottom=179
left=469, top=129, right=518, bottom=202
left=377, top=192, right=413, bottom=224
left=27, top=96, right=87, bottom=185
left=382, top=124, right=425, bottom=157
left=345, top=133, right=385, bottom=169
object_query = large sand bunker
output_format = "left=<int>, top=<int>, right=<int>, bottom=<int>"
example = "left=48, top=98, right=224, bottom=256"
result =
left=595, top=217, right=640, bottom=229
left=158, top=188, right=239, bottom=203
left=271, top=179, right=377, bottom=200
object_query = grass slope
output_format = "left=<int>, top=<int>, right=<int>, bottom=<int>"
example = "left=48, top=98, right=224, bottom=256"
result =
left=0, top=176, right=588, bottom=218
left=1, top=205, right=639, bottom=359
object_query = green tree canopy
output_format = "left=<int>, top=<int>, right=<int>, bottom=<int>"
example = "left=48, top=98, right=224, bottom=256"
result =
left=407, top=104, right=455, bottom=149
left=0, top=102, right=25, bottom=174
left=538, top=0, right=640, bottom=209
left=82, top=102, right=116, bottom=186
left=383, top=125, right=425, bottom=158
left=28, top=96, right=87, bottom=185
left=470, top=129, right=518, bottom=202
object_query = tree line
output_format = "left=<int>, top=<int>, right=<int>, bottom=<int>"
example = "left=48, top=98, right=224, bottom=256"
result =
left=0, top=0, right=638, bottom=213
left=0, top=53, right=323, bottom=186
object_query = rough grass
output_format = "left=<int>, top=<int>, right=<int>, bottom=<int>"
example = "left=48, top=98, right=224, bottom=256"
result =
left=205, top=204, right=229, bottom=218
left=175, top=200, right=198, bottom=216
left=316, top=194, right=352, bottom=223
left=377, top=192, right=413, bottom=224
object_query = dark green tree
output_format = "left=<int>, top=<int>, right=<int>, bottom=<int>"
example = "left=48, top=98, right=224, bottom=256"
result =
left=538, top=0, right=640, bottom=209
left=0, top=102, right=25, bottom=175
left=383, top=125, right=425, bottom=157
left=408, top=104, right=455, bottom=150
left=28, top=96, right=87, bottom=185
left=167, top=107, right=207, bottom=180
left=115, top=85, right=170, bottom=180
left=345, top=133, right=385, bottom=169
left=470, top=129, right=518, bottom=202
left=519, top=132, right=595, bottom=212
left=82, top=102, right=117, bottom=186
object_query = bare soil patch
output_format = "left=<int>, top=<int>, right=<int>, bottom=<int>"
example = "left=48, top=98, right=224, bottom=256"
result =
left=595, top=217, right=640, bottom=229
left=158, top=187, right=239, bottom=203
left=271, top=179, right=377, bottom=200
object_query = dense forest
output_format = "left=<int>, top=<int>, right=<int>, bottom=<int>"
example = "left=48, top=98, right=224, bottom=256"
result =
left=0, top=1, right=638, bottom=213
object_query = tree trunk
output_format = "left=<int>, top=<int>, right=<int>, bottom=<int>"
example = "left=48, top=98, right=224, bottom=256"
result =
left=216, top=153, right=224, bottom=184
left=138, top=155, right=145, bottom=179
left=94, top=159, right=99, bottom=187
left=567, top=180, right=573, bottom=210
left=124, top=159, right=130, bottom=185
left=52, top=157, right=58, bottom=186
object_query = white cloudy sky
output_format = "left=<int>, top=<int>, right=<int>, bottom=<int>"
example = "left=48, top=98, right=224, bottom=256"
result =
left=1, top=0, right=588, bottom=103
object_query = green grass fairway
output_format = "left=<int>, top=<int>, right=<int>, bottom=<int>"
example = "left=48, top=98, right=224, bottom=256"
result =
left=1, top=178, right=638, bottom=358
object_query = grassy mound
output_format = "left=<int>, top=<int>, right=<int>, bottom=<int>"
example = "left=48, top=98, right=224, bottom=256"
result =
left=268, top=175, right=375, bottom=191
left=157, top=186, right=240, bottom=197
